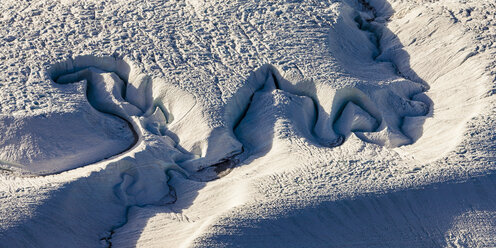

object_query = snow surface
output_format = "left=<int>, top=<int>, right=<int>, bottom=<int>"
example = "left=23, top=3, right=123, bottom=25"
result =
left=0, top=0, right=495, bottom=247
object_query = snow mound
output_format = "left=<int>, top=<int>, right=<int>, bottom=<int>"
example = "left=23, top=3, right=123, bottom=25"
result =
left=0, top=56, right=153, bottom=175
left=0, top=108, right=134, bottom=175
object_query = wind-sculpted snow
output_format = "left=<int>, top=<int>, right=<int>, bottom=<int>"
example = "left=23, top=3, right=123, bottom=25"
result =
left=0, top=54, right=430, bottom=245
left=2, top=0, right=432, bottom=243
left=47, top=55, right=199, bottom=205
left=32, top=17, right=430, bottom=175
left=1, top=0, right=495, bottom=246
left=0, top=0, right=428, bottom=177
left=232, top=63, right=428, bottom=161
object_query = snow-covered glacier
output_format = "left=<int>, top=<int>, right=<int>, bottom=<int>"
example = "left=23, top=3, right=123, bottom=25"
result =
left=0, top=0, right=495, bottom=247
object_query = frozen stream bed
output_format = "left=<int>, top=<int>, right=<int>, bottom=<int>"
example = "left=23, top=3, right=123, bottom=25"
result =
left=0, top=0, right=495, bottom=247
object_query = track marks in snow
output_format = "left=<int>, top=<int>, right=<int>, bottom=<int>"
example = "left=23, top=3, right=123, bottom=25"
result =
left=0, top=0, right=437, bottom=245
left=7, top=0, right=431, bottom=216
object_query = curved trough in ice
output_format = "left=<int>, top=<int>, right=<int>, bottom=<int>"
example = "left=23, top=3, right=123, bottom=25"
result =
left=0, top=55, right=199, bottom=175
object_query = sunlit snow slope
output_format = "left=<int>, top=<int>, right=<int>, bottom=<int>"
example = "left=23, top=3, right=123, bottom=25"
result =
left=0, top=0, right=495, bottom=247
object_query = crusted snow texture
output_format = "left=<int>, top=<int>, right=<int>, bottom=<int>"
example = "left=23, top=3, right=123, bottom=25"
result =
left=0, top=0, right=495, bottom=247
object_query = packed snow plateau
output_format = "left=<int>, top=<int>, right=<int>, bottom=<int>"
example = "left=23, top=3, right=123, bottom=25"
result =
left=0, top=0, right=495, bottom=247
